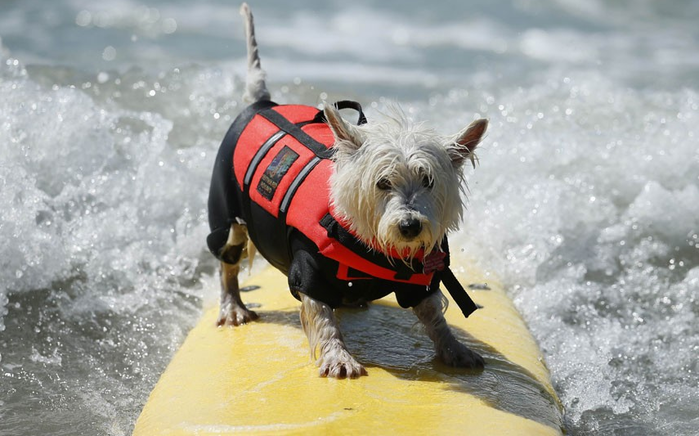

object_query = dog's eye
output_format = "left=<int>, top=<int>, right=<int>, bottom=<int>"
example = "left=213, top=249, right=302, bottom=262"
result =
left=422, top=175, right=434, bottom=189
left=377, top=178, right=392, bottom=190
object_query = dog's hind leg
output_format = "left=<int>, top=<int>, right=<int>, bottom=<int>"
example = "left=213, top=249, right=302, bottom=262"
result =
left=217, top=223, right=259, bottom=326
left=413, top=291, right=485, bottom=369
left=300, top=294, right=367, bottom=378
left=239, top=3, right=271, bottom=103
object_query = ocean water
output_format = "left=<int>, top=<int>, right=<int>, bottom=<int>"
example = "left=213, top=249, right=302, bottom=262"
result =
left=1, top=0, right=698, bottom=434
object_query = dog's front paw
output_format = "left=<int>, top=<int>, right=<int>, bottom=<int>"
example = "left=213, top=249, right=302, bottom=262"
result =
left=318, top=348, right=367, bottom=379
left=216, top=305, right=259, bottom=327
left=437, top=339, right=485, bottom=369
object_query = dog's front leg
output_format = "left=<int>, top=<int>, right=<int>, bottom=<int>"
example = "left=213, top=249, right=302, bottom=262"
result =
left=299, top=294, right=367, bottom=378
left=413, top=291, right=485, bottom=368
left=217, top=223, right=258, bottom=326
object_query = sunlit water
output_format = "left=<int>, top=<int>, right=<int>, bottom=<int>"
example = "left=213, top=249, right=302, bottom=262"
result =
left=1, top=1, right=698, bottom=434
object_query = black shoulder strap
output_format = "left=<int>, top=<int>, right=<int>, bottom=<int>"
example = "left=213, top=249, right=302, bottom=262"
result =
left=436, top=238, right=479, bottom=318
left=441, top=267, right=479, bottom=318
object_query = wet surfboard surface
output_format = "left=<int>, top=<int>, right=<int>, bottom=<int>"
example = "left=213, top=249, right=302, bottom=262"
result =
left=133, top=260, right=564, bottom=435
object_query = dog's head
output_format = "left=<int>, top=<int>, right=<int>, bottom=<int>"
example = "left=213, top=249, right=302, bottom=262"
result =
left=325, top=105, right=487, bottom=260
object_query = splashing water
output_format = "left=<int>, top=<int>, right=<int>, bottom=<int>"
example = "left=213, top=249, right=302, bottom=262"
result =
left=1, top=0, right=699, bottom=435
left=446, top=74, right=699, bottom=433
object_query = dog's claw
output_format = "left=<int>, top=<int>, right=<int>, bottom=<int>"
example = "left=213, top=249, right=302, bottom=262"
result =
left=216, top=306, right=259, bottom=327
left=319, top=362, right=367, bottom=379
left=318, top=350, right=367, bottom=379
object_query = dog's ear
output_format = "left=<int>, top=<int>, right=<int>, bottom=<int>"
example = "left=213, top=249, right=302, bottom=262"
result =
left=449, top=119, right=488, bottom=168
left=324, top=105, right=364, bottom=153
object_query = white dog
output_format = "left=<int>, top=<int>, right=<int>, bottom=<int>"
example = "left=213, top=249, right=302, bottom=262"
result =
left=206, top=3, right=487, bottom=378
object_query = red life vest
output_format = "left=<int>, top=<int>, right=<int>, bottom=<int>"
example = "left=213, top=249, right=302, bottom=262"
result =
left=233, top=102, right=436, bottom=286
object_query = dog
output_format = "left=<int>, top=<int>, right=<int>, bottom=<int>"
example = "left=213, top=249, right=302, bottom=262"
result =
left=206, top=3, right=488, bottom=378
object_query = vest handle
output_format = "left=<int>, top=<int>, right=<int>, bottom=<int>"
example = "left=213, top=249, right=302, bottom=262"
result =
left=314, top=100, right=368, bottom=125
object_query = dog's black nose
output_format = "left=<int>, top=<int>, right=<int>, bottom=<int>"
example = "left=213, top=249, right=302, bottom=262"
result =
left=399, top=218, right=422, bottom=239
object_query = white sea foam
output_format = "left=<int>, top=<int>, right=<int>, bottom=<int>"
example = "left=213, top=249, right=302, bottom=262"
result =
left=441, top=72, right=699, bottom=430
left=0, top=46, right=231, bottom=433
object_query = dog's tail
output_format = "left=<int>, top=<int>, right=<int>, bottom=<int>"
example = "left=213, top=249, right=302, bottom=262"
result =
left=240, top=3, right=271, bottom=103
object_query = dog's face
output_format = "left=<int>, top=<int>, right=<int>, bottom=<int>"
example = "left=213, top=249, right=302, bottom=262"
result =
left=325, top=106, right=487, bottom=259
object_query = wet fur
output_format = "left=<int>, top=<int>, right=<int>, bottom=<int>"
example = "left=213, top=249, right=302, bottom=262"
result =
left=214, top=3, right=486, bottom=377
left=330, top=110, right=470, bottom=261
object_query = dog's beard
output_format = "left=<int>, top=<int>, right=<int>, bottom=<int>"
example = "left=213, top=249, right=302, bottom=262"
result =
left=375, top=202, right=440, bottom=260
left=331, top=184, right=465, bottom=264
left=377, top=219, right=438, bottom=263
left=333, top=190, right=454, bottom=265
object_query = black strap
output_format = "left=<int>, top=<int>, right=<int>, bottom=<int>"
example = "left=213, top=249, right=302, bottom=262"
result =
left=441, top=267, right=479, bottom=318
left=312, top=100, right=368, bottom=125
left=259, top=109, right=334, bottom=159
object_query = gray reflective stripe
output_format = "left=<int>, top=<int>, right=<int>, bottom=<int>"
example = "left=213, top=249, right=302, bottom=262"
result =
left=280, top=156, right=321, bottom=214
left=243, top=130, right=286, bottom=188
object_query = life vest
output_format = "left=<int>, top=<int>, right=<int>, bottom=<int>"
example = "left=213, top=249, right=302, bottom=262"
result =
left=210, top=99, right=477, bottom=318
left=232, top=101, right=442, bottom=287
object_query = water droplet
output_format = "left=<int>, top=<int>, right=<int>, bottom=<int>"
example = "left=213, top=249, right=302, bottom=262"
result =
left=75, top=10, right=92, bottom=27
left=162, top=18, right=178, bottom=34
left=102, top=46, right=116, bottom=61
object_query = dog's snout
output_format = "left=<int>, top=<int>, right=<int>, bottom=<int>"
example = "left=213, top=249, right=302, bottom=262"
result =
left=398, top=218, right=422, bottom=239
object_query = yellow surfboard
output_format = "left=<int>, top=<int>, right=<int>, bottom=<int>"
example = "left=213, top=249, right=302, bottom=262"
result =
left=133, top=260, right=564, bottom=435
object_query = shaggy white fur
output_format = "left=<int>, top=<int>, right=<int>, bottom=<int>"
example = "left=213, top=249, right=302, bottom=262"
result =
left=300, top=294, right=367, bottom=378
left=326, top=105, right=486, bottom=262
